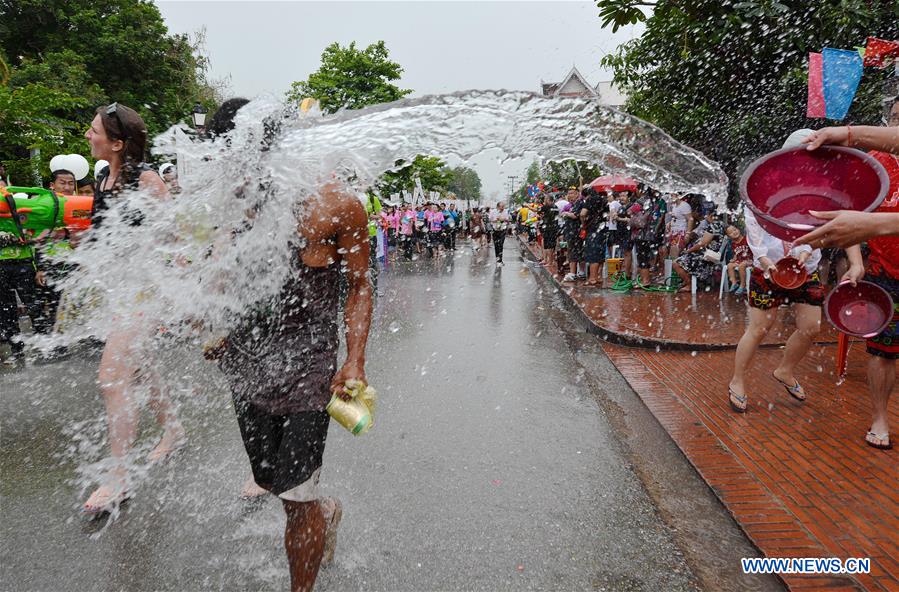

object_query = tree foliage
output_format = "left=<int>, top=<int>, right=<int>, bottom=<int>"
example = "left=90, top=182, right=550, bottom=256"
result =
left=596, top=0, right=655, bottom=32
left=0, top=0, right=221, bottom=183
left=374, top=155, right=453, bottom=198
left=446, top=166, right=482, bottom=202
left=541, top=160, right=602, bottom=191
left=598, top=0, right=899, bottom=199
left=286, top=41, right=412, bottom=114
left=509, top=159, right=602, bottom=203
left=0, top=84, right=90, bottom=184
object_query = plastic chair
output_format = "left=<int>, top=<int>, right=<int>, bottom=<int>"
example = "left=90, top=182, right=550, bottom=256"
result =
left=717, top=238, right=734, bottom=299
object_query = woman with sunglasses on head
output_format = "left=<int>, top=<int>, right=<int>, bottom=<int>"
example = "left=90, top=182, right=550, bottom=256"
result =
left=81, top=103, right=186, bottom=515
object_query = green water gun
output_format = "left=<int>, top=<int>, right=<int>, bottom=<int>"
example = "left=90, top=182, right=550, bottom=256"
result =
left=0, top=187, right=67, bottom=236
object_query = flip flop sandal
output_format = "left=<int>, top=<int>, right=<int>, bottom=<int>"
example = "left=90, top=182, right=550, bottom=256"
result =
left=864, top=431, right=893, bottom=450
left=728, top=387, right=747, bottom=413
left=773, top=375, right=806, bottom=401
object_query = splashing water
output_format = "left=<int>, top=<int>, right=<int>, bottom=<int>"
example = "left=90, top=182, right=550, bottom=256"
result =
left=49, top=91, right=726, bottom=347
left=17, top=91, right=730, bottom=508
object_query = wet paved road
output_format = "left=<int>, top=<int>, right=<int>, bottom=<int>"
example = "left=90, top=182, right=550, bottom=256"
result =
left=1, top=240, right=779, bottom=591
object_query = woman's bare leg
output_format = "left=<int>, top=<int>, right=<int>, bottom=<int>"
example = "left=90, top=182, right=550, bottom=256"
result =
left=83, top=328, right=141, bottom=509
left=773, top=303, right=820, bottom=389
left=145, top=364, right=186, bottom=463
left=729, top=307, right=779, bottom=398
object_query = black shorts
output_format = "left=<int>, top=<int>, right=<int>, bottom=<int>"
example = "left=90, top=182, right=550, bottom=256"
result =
left=543, top=230, right=558, bottom=250
left=612, top=227, right=628, bottom=247
left=634, top=240, right=657, bottom=269
left=583, top=231, right=606, bottom=264
left=566, top=235, right=584, bottom=263
left=618, top=231, right=633, bottom=253
left=748, top=269, right=825, bottom=310
left=234, top=398, right=330, bottom=498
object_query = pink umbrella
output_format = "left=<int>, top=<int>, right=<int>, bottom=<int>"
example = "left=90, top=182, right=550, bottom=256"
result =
left=589, top=175, right=638, bottom=192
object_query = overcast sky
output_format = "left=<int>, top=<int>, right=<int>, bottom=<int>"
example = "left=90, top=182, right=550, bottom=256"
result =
left=157, top=1, right=645, bottom=199
left=158, top=1, right=644, bottom=99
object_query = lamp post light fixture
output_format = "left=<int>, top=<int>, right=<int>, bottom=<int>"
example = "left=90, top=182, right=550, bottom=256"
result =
left=191, top=102, right=208, bottom=133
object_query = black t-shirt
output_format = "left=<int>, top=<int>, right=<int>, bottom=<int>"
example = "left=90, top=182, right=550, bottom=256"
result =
left=539, top=203, right=557, bottom=234
left=582, top=194, right=608, bottom=233
left=563, top=198, right=585, bottom=239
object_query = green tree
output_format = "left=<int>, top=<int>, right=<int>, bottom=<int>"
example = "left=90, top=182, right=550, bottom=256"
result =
left=446, top=166, right=482, bottom=203
left=0, top=83, right=89, bottom=184
left=596, top=0, right=654, bottom=32
left=597, top=0, right=898, bottom=200
left=375, top=155, right=453, bottom=199
left=1, top=0, right=220, bottom=183
left=286, top=41, right=412, bottom=114
left=541, top=160, right=602, bottom=191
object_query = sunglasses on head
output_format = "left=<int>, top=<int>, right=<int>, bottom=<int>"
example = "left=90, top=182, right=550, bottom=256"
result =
left=105, top=102, right=130, bottom=142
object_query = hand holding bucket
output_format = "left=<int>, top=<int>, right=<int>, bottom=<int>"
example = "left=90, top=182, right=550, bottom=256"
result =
left=769, top=256, right=808, bottom=290
left=824, top=280, right=894, bottom=338
left=739, top=145, right=889, bottom=242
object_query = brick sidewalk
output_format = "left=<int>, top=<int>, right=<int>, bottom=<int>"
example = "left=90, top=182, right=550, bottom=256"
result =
left=521, top=239, right=898, bottom=591
left=526, top=238, right=840, bottom=348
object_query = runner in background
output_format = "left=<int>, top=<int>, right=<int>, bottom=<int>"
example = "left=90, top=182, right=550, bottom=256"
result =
left=488, top=201, right=511, bottom=266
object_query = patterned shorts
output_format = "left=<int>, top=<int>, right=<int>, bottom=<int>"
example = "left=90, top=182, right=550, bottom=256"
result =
left=864, top=273, right=899, bottom=360
left=748, top=268, right=825, bottom=310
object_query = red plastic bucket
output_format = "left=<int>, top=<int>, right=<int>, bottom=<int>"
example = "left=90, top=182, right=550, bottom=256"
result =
left=824, top=280, right=894, bottom=338
left=740, top=146, right=889, bottom=242
left=770, top=256, right=807, bottom=290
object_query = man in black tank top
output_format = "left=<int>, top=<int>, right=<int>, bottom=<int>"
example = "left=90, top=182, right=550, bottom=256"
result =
left=212, top=182, right=372, bottom=591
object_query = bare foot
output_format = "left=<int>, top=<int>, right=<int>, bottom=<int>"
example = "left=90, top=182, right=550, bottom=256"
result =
left=147, top=427, right=187, bottom=465
left=772, top=368, right=805, bottom=401
left=239, top=476, right=269, bottom=499
left=772, top=368, right=796, bottom=386
left=82, top=475, right=130, bottom=515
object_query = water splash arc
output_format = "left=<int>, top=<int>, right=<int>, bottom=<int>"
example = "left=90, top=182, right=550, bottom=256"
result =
left=53, top=90, right=726, bottom=345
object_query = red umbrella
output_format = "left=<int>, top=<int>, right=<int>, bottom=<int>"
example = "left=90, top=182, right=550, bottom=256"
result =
left=589, top=175, right=638, bottom=192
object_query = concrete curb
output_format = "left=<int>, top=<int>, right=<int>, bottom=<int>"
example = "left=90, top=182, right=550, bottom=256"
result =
left=517, top=239, right=840, bottom=352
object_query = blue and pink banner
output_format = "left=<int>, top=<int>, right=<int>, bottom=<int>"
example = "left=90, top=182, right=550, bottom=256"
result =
left=806, top=48, right=864, bottom=120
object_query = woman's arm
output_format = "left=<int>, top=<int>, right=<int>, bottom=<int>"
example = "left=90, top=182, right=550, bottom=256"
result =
left=803, top=125, right=899, bottom=154
left=793, top=210, right=899, bottom=249
left=139, top=170, right=170, bottom=201
left=686, top=232, right=714, bottom=253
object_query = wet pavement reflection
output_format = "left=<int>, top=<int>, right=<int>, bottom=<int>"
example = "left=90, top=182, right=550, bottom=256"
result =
left=3, top=242, right=700, bottom=591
